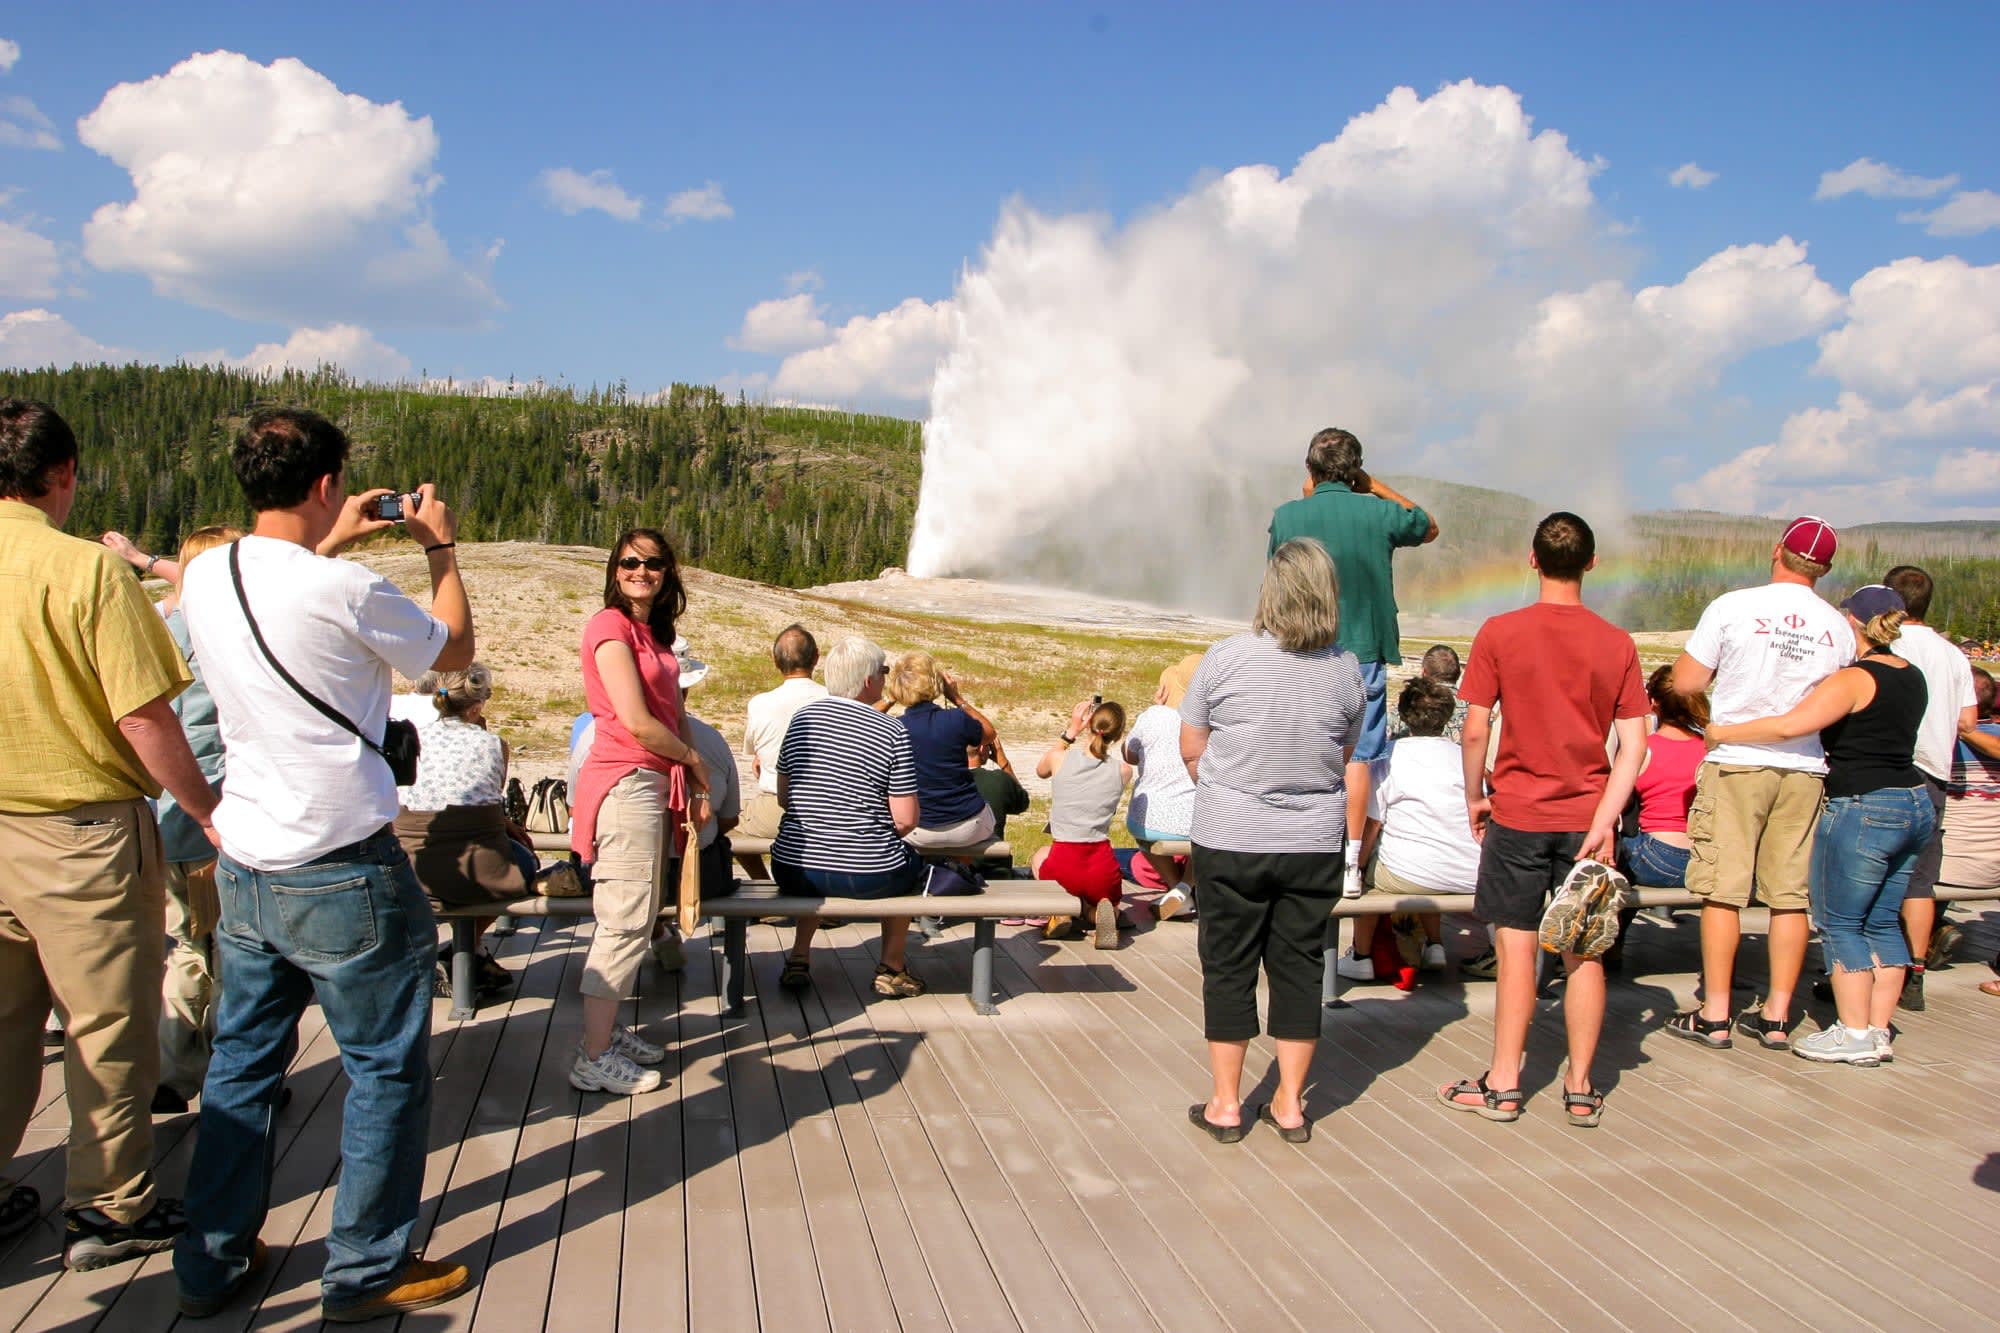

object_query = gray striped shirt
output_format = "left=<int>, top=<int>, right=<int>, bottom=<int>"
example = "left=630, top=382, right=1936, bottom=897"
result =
left=1181, top=632, right=1364, bottom=854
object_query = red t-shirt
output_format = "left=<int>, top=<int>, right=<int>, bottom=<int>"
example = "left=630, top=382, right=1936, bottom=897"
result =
left=571, top=608, right=684, bottom=859
left=1458, top=602, right=1648, bottom=833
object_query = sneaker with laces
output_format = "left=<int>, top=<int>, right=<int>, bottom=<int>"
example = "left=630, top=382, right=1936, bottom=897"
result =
left=322, top=1257, right=472, bottom=1322
left=570, top=1044, right=663, bottom=1094
left=1461, top=948, right=1500, bottom=980
left=610, top=1025, right=665, bottom=1066
left=1155, top=886, right=1193, bottom=921
left=63, top=1198, right=185, bottom=1271
left=1869, top=1026, right=1895, bottom=1064
left=1092, top=897, right=1120, bottom=949
left=1334, top=951, right=1376, bottom=982
left=1420, top=942, right=1447, bottom=972
left=1341, top=861, right=1365, bottom=899
left=1794, top=1023, right=1881, bottom=1067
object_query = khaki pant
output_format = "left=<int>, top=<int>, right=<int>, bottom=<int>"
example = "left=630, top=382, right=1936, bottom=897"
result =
left=581, top=771, right=668, bottom=1001
left=160, top=858, right=220, bottom=1101
left=736, top=789, right=784, bottom=841
left=0, top=798, right=165, bottom=1222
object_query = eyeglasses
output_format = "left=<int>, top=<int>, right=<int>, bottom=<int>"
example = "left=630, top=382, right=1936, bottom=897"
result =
left=617, top=556, right=669, bottom=572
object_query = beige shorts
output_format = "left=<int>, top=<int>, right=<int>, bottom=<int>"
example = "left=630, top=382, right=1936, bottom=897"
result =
left=735, top=790, right=784, bottom=841
left=1684, top=763, right=1821, bottom=911
left=582, top=770, right=668, bottom=1001
left=1367, top=859, right=1469, bottom=898
left=904, top=807, right=996, bottom=852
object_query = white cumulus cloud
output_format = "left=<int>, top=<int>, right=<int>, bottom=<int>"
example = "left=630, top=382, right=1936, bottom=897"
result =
left=1, top=94, right=59, bottom=151
left=1668, top=162, right=1717, bottom=189
left=663, top=181, right=731, bottom=223
left=0, top=218, right=61, bottom=299
left=196, top=323, right=413, bottom=382
left=1815, top=157, right=1959, bottom=201
left=773, top=297, right=956, bottom=403
left=537, top=166, right=642, bottom=222
left=76, top=50, right=499, bottom=327
left=730, top=292, right=830, bottom=354
left=874, top=81, right=1849, bottom=611
left=1813, top=256, right=2000, bottom=399
left=0, top=309, right=130, bottom=369
left=1897, top=188, right=2000, bottom=237
left=0, top=39, right=17, bottom=74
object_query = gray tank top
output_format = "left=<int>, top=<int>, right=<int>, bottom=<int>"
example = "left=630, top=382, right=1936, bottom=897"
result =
left=1049, top=744, right=1125, bottom=842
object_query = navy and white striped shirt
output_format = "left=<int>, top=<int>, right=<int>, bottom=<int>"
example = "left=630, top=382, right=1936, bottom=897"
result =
left=1181, top=631, right=1364, bottom=854
left=772, top=697, right=919, bottom=873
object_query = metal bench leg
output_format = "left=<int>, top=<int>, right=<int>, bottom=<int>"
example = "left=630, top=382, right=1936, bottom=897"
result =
left=1322, top=915, right=1349, bottom=1009
left=723, top=917, right=748, bottom=1017
left=970, top=919, right=998, bottom=1015
left=448, top=918, right=478, bottom=1021
left=490, top=912, right=516, bottom=939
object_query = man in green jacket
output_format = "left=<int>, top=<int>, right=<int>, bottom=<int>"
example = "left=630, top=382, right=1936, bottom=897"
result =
left=1268, top=427, right=1438, bottom=896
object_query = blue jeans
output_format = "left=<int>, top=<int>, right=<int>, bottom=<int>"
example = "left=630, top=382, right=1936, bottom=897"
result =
left=1619, top=832, right=1690, bottom=887
left=774, top=856, right=922, bottom=900
left=1809, top=787, right=1936, bottom=974
left=1353, top=660, right=1389, bottom=765
left=175, top=829, right=437, bottom=1307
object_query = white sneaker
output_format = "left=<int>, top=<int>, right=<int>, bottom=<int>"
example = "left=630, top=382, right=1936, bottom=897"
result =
left=1421, top=943, right=1447, bottom=972
left=1334, top=951, right=1376, bottom=982
left=1341, top=861, right=1365, bottom=899
left=1794, top=1023, right=1880, bottom=1067
left=1155, top=887, right=1193, bottom=921
left=1869, top=1026, right=1895, bottom=1064
left=570, top=1045, right=663, bottom=1094
left=610, top=1025, right=665, bottom=1066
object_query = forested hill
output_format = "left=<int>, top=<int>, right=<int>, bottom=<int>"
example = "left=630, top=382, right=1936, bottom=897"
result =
left=0, top=364, right=920, bottom=587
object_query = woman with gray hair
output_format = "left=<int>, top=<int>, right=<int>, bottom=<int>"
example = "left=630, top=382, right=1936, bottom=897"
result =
left=771, top=636, right=929, bottom=999
left=1181, top=538, right=1363, bottom=1144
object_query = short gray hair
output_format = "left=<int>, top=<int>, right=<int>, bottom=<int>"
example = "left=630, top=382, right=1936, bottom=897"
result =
left=823, top=635, right=888, bottom=699
left=1254, top=538, right=1341, bottom=653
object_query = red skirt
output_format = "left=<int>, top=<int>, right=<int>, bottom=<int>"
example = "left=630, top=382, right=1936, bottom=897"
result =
left=1043, top=839, right=1122, bottom=906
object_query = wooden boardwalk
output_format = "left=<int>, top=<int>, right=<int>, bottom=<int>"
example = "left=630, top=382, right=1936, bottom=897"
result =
left=6, top=904, right=2000, bottom=1332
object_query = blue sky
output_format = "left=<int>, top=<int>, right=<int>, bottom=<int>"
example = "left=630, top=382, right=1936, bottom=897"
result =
left=2, top=3, right=1998, bottom=534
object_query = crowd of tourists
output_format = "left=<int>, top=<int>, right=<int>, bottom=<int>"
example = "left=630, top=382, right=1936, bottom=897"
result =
left=5, top=397, right=1998, bottom=1324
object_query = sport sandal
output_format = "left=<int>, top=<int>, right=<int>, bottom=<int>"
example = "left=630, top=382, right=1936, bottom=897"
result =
left=1562, top=1087, right=1606, bottom=1128
left=1734, top=1006, right=1790, bottom=1050
left=1665, top=1008, right=1733, bottom=1049
left=872, top=965, right=926, bottom=999
left=1437, top=1073, right=1523, bottom=1123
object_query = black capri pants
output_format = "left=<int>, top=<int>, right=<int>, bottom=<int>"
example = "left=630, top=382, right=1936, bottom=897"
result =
left=1191, top=844, right=1342, bottom=1042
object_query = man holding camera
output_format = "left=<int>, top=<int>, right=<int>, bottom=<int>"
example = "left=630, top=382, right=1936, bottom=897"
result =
left=174, top=408, right=476, bottom=1322
left=0, top=399, right=220, bottom=1268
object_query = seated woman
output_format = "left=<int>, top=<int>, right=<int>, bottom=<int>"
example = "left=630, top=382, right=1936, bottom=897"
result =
left=394, top=663, right=582, bottom=998
left=773, top=636, right=928, bottom=999
left=1334, top=677, right=1474, bottom=981
left=886, top=651, right=1000, bottom=852
left=1126, top=654, right=1201, bottom=920
left=1034, top=699, right=1134, bottom=948
left=1621, top=663, right=1708, bottom=887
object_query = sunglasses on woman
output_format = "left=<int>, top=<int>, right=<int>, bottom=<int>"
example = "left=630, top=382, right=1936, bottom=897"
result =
left=617, top=556, right=669, bottom=571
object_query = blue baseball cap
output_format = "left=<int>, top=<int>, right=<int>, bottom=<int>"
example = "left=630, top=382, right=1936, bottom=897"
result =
left=1839, top=584, right=1904, bottom=621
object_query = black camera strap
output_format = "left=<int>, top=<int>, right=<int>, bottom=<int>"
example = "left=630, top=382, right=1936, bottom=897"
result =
left=228, top=540, right=393, bottom=766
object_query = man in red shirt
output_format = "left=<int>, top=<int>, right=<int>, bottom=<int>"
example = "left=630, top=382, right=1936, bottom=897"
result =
left=1439, top=512, right=1649, bottom=1128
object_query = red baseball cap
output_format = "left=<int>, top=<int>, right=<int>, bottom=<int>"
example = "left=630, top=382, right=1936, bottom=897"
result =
left=1781, top=515, right=1837, bottom=565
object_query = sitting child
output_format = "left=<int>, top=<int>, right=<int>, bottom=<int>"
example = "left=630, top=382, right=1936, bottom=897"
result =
left=1336, top=678, right=1480, bottom=980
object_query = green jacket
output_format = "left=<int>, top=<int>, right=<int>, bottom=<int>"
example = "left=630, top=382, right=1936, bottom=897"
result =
left=1267, top=481, right=1431, bottom=665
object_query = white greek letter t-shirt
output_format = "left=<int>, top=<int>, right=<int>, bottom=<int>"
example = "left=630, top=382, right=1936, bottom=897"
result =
left=1685, top=582, right=1853, bottom=773
left=182, top=537, right=448, bottom=870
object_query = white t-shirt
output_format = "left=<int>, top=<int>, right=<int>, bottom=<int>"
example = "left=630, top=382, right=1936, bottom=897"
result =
left=1368, top=736, right=1482, bottom=892
left=688, top=714, right=741, bottom=849
left=400, top=714, right=506, bottom=812
left=1894, top=623, right=1977, bottom=781
left=1123, top=704, right=1194, bottom=837
left=744, top=676, right=828, bottom=795
left=182, top=537, right=448, bottom=871
left=1685, top=582, right=1854, bottom=772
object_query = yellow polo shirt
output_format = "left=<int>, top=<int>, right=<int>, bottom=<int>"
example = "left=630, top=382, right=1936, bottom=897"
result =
left=0, top=499, right=192, bottom=813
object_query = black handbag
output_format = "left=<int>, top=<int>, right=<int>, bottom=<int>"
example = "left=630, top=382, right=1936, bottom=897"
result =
left=228, top=541, right=423, bottom=786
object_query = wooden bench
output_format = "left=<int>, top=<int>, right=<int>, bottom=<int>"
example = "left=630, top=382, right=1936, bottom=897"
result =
left=436, top=882, right=1077, bottom=1021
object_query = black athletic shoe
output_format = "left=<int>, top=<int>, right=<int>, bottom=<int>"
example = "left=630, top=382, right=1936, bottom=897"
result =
left=1899, top=968, right=1926, bottom=1012
left=0, top=1185, right=39, bottom=1241
left=63, top=1198, right=185, bottom=1271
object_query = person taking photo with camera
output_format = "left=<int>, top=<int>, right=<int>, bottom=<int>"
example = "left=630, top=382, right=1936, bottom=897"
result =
left=174, top=408, right=476, bottom=1323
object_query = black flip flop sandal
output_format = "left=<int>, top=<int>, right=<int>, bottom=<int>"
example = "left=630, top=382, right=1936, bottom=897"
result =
left=1665, top=1008, right=1734, bottom=1049
left=1188, top=1104, right=1247, bottom=1143
left=1256, top=1104, right=1313, bottom=1143
left=1437, top=1073, right=1523, bottom=1122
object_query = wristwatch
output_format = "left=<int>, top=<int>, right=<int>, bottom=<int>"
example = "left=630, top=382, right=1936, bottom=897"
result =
left=142, top=554, right=160, bottom=575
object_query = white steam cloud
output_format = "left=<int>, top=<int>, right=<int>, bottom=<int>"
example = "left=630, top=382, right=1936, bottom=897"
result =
left=901, top=81, right=1844, bottom=615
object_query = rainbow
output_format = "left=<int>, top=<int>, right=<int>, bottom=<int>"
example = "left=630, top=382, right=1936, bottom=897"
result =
left=1408, top=552, right=1769, bottom=623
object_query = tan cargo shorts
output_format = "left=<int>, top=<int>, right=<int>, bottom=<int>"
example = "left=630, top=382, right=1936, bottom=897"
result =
left=1684, top=762, right=1822, bottom=911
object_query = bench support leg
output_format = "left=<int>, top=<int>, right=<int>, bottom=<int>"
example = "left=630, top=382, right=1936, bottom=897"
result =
left=1322, top=915, right=1349, bottom=1009
left=490, top=912, right=516, bottom=939
left=970, top=919, right=998, bottom=1016
left=448, top=918, right=478, bottom=1022
left=723, top=917, right=748, bottom=1018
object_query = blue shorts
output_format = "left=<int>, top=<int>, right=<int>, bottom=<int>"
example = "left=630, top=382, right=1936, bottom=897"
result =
left=1353, top=660, right=1389, bottom=765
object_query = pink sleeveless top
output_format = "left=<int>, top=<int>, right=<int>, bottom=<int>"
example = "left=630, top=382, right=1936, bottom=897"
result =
left=1635, top=732, right=1704, bottom=834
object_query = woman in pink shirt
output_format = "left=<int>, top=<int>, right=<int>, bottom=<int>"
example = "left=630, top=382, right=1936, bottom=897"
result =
left=568, top=529, right=710, bottom=1096
left=1619, top=664, right=1708, bottom=887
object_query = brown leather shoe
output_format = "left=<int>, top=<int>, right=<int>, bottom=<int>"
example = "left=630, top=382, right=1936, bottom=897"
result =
left=322, top=1258, right=472, bottom=1323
